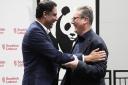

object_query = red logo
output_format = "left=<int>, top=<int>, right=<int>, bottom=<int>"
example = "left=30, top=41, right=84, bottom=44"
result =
left=0, top=60, right=5, bottom=67
left=14, top=60, right=23, bottom=67
left=2, top=77, right=5, bottom=83
left=13, top=27, right=26, bottom=34
left=2, top=44, right=5, bottom=50
left=1, top=44, right=19, bottom=51
left=0, top=27, right=5, bottom=34
left=2, top=76, right=19, bottom=83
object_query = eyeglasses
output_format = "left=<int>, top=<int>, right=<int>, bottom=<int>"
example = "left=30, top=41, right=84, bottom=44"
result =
left=72, top=16, right=85, bottom=21
left=72, top=17, right=81, bottom=21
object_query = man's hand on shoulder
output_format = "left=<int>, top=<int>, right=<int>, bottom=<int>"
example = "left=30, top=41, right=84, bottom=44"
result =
left=84, top=48, right=106, bottom=62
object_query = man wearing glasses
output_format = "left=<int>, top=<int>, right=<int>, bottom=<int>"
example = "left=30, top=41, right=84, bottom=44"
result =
left=61, top=6, right=108, bottom=85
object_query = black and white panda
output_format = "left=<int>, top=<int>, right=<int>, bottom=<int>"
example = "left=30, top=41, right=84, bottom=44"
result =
left=37, top=0, right=77, bottom=53
left=55, top=6, right=77, bottom=53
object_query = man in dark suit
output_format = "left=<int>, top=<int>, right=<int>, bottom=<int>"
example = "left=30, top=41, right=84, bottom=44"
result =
left=61, top=6, right=108, bottom=85
left=22, top=1, right=106, bottom=85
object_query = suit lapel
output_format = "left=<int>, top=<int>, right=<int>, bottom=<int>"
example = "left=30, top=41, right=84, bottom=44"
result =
left=35, top=21, right=52, bottom=42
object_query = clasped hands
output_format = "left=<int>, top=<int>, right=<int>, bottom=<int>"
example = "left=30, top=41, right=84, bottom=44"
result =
left=63, top=48, right=106, bottom=70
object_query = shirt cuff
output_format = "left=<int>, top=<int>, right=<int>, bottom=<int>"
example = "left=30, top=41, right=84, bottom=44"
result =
left=73, top=55, right=77, bottom=59
left=82, top=55, right=84, bottom=62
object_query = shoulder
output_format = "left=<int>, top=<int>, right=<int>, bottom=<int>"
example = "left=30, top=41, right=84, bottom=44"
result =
left=27, top=21, right=46, bottom=34
left=89, top=31, right=108, bottom=51
left=89, top=31, right=105, bottom=44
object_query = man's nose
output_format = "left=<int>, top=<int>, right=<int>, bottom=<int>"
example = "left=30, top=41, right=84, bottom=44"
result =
left=55, top=17, right=58, bottom=21
left=71, top=20, right=75, bottom=24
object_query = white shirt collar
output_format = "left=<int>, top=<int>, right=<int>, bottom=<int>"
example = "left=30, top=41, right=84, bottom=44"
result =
left=36, top=19, right=50, bottom=34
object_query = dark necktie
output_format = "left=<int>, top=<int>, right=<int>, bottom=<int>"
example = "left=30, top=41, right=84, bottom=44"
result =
left=48, top=32, right=59, bottom=49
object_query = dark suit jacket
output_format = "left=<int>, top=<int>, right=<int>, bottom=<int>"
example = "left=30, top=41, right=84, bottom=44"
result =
left=61, top=29, right=108, bottom=85
left=22, top=21, right=74, bottom=85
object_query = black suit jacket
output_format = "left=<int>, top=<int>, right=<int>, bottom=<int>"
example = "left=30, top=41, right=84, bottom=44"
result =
left=22, top=21, right=74, bottom=85
left=61, top=29, right=108, bottom=85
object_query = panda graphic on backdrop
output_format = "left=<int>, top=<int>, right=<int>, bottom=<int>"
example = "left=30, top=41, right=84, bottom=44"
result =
left=55, top=6, right=77, bottom=53
left=36, top=0, right=77, bottom=53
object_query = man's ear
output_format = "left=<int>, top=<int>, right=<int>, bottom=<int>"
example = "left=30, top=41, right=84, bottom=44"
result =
left=43, top=11, right=47, bottom=18
left=83, top=17, right=89, bottom=24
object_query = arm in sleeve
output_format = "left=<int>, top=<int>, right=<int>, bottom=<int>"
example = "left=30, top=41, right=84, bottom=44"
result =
left=73, top=43, right=108, bottom=79
left=28, top=28, right=74, bottom=64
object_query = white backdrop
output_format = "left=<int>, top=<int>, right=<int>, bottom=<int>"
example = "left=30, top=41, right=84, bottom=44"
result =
left=0, top=0, right=96, bottom=84
left=0, top=0, right=37, bottom=84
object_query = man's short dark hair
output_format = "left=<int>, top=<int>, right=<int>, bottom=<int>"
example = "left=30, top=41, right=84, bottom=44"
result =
left=36, top=0, right=57, bottom=18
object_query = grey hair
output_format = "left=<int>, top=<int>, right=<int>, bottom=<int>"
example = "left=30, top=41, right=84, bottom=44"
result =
left=77, top=6, right=93, bottom=25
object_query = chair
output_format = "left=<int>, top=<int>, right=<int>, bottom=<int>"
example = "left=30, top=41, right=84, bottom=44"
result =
left=113, top=70, right=128, bottom=85
left=105, top=70, right=112, bottom=85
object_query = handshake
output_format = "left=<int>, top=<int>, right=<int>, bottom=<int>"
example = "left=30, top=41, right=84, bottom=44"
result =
left=63, top=48, right=107, bottom=70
